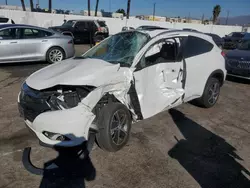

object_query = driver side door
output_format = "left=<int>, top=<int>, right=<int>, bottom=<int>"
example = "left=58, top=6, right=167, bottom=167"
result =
left=133, top=36, right=186, bottom=119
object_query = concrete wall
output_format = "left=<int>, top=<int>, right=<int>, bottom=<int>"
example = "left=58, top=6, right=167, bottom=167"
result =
left=0, top=9, right=243, bottom=37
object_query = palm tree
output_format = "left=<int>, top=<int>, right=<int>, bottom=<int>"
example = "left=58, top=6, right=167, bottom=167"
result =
left=212, top=5, right=221, bottom=24
left=126, top=0, right=131, bottom=19
left=20, top=0, right=26, bottom=11
left=48, top=0, right=52, bottom=13
left=30, top=0, right=34, bottom=12
left=95, top=0, right=99, bottom=16
left=88, top=0, right=91, bottom=16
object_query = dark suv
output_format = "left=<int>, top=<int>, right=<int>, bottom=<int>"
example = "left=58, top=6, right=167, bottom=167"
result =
left=226, top=40, right=250, bottom=79
left=223, top=32, right=246, bottom=49
left=49, top=19, right=109, bottom=43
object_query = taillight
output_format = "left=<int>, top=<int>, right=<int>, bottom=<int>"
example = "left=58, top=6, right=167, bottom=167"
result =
left=221, top=51, right=225, bottom=57
left=68, top=40, right=73, bottom=44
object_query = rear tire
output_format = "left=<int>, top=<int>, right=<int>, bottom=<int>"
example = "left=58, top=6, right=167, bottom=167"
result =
left=96, top=103, right=132, bottom=152
left=46, top=47, right=65, bottom=64
left=196, top=77, right=221, bottom=108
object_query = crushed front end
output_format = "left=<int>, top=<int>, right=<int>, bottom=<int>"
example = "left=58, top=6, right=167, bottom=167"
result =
left=18, top=82, right=97, bottom=147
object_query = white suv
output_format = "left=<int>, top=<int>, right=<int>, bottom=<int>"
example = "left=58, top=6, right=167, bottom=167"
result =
left=0, top=16, right=15, bottom=24
left=18, top=29, right=226, bottom=152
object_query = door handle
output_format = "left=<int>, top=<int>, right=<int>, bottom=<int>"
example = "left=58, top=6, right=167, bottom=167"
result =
left=42, top=40, right=48, bottom=42
left=162, top=70, right=166, bottom=82
left=10, top=41, right=17, bottom=44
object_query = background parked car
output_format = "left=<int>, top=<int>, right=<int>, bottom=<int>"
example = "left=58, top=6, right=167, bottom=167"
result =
left=0, top=16, right=15, bottom=24
left=205, top=33, right=224, bottom=48
left=0, top=24, right=75, bottom=64
left=49, top=19, right=109, bottom=44
left=183, top=28, right=199, bottom=32
left=223, top=32, right=246, bottom=49
left=121, top=26, right=135, bottom=31
left=136, top=25, right=168, bottom=30
left=225, top=40, right=250, bottom=79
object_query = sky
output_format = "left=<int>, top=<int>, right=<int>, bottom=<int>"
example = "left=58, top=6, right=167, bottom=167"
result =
left=1, top=0, right=250, bottom=19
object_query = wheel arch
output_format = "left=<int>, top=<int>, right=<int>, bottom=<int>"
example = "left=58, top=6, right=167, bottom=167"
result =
left=46, top=46, right=66, bottom=60
left=208, top=69, right=225, bottom=86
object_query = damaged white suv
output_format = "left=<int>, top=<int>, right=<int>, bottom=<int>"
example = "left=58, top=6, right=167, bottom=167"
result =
left=18, top=29, right=226, bottom=152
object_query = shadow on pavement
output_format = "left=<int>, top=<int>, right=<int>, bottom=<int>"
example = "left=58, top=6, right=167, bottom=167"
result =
left=39, top=141, right=96, bottom=188
left=168, top=108, right=250, bottom=188
left=22, top=134, right=96, bottom=188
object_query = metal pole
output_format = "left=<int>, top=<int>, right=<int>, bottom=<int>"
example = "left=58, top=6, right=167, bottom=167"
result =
left=153, top=3, right=156, bottom=21
left=5, top=0, right=7, bottom=5
left=109, top=0, right=111, bottom=12
left=226, top=10, right=230, bottom=25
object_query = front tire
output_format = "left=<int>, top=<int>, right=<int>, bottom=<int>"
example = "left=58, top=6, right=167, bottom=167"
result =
left=46, top=47, right=65, bottom=64
left=197, top=77, right=221, bottom=108
left=96, top=103, right=132, bottom=152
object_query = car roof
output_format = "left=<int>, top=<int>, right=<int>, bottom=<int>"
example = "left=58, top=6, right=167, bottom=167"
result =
left=0, top=24, right=51, bottom=31
left=67, top=19, right=104, bottom=22
left=134, top=29, right=215, bottom=43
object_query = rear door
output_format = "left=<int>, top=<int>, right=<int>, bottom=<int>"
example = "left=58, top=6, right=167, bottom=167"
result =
left=133, top=36, right=186, bottom=119
left=182, top=35, right=214, bottom=100
left=0, top=27, right=22, bottom=63
left=74, top=21, right=89, bottom=42
left=18, top=27, right=53, bottom=61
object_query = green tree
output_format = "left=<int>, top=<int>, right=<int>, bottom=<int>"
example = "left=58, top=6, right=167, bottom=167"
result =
left=95, top=0, right=99, bottom=16
left=212, top=5, right=221, bottom=24
left=116, top=9, right=126, bottom=16
left=20, top=0, right=26, bottom=11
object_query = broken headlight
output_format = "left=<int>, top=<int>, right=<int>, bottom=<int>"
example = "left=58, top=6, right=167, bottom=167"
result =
left=46, top=86, right=96, bottom=110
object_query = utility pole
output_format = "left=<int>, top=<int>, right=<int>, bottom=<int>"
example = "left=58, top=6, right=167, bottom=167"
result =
left=153, top=3, right=156, bottom=21
left=201, top=13, right=204, bottom=24
left=109, top=0, right=111, bottom=13
left=226, top=10, right=230, bottom=25
left=188, top=12, right=190, bottom=23
left=36, top=0, right=39, bottom=8
left=5, top=0, right=7, bottom=5
left=48, top=0, right=52, bottom=13
left=88, top=0, right=91, bottom=16
left=126, top=0, right=131, bottom=19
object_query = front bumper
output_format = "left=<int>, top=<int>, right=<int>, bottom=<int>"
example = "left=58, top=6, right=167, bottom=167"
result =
left=226, top=59, right=250, bottom=79
left=19, top=101, right=95, bottom=147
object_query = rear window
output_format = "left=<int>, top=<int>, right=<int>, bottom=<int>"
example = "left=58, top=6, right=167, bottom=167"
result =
left=184, top=36, right=214, bottom=58
left=0, top=18, right=9, bottom=23
left=98, top=21, right=106, bottom=27
left=232, top=33, right=244, bottom=38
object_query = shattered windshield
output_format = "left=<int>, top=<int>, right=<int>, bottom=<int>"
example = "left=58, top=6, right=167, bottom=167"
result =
left=82, top=31, right=149, bottom=67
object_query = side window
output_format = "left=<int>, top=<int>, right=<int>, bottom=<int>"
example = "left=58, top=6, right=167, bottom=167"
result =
left=137, top=37, right=185, bottom=69
left=75, top=22, right=87, bottom=31
left=22, top=28, right=52, bottom=39
left=184, top=36, right=213, bottom=58
left=0, top=28, right=18, bottom=39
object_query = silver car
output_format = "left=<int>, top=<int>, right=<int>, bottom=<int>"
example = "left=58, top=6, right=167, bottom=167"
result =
left=0, top=24, right=75, bottom=64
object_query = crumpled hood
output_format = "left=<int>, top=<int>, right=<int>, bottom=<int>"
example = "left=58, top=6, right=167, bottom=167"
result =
left=26, top=58, right=122, bottom=90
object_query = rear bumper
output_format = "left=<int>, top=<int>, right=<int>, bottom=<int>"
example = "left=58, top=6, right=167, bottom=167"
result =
left=65, top=45, right=75, bottom=59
